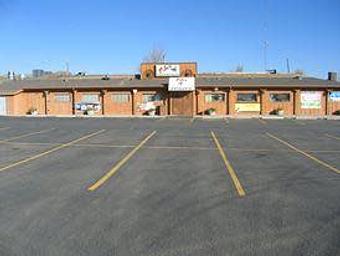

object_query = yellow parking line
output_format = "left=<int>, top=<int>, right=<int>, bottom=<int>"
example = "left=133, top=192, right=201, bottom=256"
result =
left=293, top=120, right=306, bottom=126
left=0, top=129, right=106, bottom=173
left=266, top=132, right=340, bottom=174
left=87, top=131, right=157, bottom=192
left=211, top=131, right=246, bottom=197
left=325, top=134, right=340, bottom=141
left=0, top=128, right=55, bottom=143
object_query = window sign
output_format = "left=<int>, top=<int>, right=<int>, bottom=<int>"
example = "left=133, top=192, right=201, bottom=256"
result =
left=301, top=91, right=322, bottom=109
left=329, top=91, right=340, bottom=102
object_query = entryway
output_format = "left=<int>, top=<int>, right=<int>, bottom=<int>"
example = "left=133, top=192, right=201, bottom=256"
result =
left=0, top=97, right=7, bottom=115
left=170, top=92, right=194, bottom=116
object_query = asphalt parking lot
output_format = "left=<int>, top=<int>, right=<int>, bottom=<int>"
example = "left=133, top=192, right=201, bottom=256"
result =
left=0, top=117, right=339, bottom=256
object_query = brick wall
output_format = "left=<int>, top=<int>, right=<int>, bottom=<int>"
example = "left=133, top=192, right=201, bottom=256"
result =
left=196, top=89, right=228, bottom=115
left=104, top=90, right=133, bottom=116
left=5, top=87, right=340, bottom=117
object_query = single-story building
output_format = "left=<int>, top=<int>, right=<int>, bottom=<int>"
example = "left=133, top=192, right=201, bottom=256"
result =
left=0, top=62, right=339, bottom=118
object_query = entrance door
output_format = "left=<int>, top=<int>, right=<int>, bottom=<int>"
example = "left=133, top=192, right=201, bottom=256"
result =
left=0, top=97, right=6, bottom=115
left=171, top=92, right=193, bottom=116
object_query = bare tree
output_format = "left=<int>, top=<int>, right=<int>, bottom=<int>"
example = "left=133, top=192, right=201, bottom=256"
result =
left=143, top=46, right=167, bottom=63
left=294, top=69, right=304, bottom=75
left=235, top=64, right=244, bottom=72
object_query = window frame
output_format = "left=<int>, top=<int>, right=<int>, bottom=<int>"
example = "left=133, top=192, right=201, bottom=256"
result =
left=111, top=93, right=130, bottom=103
left=205, top=93, right=225, bottom=103
left=142, top=93, right=162, bottom=103
left=54, top=93, right=71, bottom=103
left=236, top=93, right=258, bottom=103
left=82, top=94, right=99, bottom=103
left=269, top=93, right=291, bottom=102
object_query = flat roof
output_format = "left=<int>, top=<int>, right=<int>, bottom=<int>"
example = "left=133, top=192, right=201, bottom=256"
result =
left=0, top=76, right=339, bottom=95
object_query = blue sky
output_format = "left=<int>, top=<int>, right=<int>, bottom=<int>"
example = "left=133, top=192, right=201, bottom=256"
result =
left=0, top=0, right=339, bottom=78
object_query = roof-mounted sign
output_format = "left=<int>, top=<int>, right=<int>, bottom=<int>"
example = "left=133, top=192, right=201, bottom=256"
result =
left=169, top=77, right=195, bottom=91
left=156, top=64, right=180, bottom=77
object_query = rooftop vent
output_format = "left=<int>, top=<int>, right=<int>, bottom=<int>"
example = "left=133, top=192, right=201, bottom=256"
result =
left=101, top=75, right=110, bottom=81
left=328, top=72, right=337, bottom=81
left=266, top=69, right=277, bottom=75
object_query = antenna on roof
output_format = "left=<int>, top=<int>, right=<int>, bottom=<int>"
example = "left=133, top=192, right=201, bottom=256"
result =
left=263, top=40, right=269, bottom=71
left=262, top=0, right=270, bottom=71
left=286, top=58, right=291, bottom=73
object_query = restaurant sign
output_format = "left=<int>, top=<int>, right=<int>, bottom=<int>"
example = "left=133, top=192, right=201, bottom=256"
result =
left=156, top=64, right=180, bottom=77
left=168, top=77, right=195, bottom=91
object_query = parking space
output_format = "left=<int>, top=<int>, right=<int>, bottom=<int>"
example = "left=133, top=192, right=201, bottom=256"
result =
left=0, top=117, right=339, bottom=256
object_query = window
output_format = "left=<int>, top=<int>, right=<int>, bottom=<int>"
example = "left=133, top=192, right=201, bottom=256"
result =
left=270, top=93, right=290, bottom=102
left=82, top=94, right=99, bottom=103
left=112, top=94, right=130, bottom=103
left=205, top=94, right=225, bottom=103
left=143, top=93, right=162, bottom=103
left=237, top=93, right=257, bottom=102
left=55, top=93, right=70, bottom=102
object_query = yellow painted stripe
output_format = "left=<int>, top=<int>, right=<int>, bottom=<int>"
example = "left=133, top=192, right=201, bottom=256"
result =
left=0, top=128, right=55, bottom=143
left=266, top=132, right=340, bottom=174
left=325, top=134, right=340, bottom=141
left=0, top=129, right=106, bottom=173
left=211, top=131, right=246, bottom=197
left=88, top=131, right=157, bottom=192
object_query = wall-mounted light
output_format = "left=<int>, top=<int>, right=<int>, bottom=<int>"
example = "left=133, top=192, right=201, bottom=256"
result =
left=132, top=89, right=138, bottom=94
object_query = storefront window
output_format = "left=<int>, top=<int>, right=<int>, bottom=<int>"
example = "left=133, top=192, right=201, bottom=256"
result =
left=143, top=93, right=162, bottom=103
left=55, top=93, right=70, bottom=102
left=205, top=94, right=225, bottom=103
left=82, top=94, right=99, bottom=103
left=112, top=94, right=130, bottom=103
left=237, top=93, right=257, bottom=102
left=270, top=93, right=290, bottom=102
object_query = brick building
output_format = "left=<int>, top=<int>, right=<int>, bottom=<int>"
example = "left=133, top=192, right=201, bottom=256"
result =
left=0, top=62, right=339, bottom=117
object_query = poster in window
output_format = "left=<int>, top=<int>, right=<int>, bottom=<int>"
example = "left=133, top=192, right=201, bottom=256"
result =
left=235, top=103, right=261, bottom=112
left=329, top=91, right=340, bottom=102
left=301, top=91, right=322, bottom=109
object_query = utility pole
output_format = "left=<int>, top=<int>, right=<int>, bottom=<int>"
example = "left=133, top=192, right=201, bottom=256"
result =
left=263, top=40, right=269, bottom=71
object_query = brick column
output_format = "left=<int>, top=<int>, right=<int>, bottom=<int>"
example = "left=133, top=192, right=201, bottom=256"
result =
left=293, top=89, right=300, bottom=117
left=72, top=89, right=77, bottom=115
left=225, top=89, right=229, bottom=115
left=168, top=92, right=172, bottom=115
left=259, top=89, right=265, bottom=116
left=101, top=90, right=106, bottom=115
left=132, top=89, right=137, bottom=115
left=325, top=89, right=330, bottom=117
left=43, top=90, right=49, bottom=115
left=192, top=91, right=196, bottom=116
